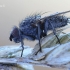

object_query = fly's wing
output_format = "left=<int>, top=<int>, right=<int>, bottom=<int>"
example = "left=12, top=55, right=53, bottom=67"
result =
left=46, top=15, right=68, bottom=29
left=30, top=10, right=70, bottom=28
left=44, top=10, right=70, bottom=19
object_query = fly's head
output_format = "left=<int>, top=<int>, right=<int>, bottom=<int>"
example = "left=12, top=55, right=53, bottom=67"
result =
left=9, top=26, right=22, bottom=43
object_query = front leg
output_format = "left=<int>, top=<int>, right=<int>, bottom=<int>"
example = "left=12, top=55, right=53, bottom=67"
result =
left=19, top=30, right=24, bottom=57
left=20, top=40, right=24, bottom=57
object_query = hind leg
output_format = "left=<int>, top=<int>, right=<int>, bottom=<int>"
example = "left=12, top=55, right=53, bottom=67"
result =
left=55, top=34, right=61, bottom=44
left=49, top=22, right=61, bottom=44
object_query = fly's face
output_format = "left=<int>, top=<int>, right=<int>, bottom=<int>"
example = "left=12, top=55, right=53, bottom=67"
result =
left=9, top=26, right=21, bottom=43
left=12, top=37, right=21, bottom=43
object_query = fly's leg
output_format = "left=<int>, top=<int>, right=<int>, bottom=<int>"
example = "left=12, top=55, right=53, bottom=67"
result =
left=21, top=40, right=24, bottom=57
left=38, top=23, right=42, bottom=52
left=44, top=21, right=49, bottom=36
left=19, top=30, right=24, bottom=57
left=35, top=23, right=42, bottom=55
left=49, top=21, right=61, bottom=44
left=55, top=34, right=61, bottom=44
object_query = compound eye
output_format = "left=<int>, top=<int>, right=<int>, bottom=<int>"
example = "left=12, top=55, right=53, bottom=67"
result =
left=12, top=27, right=20, bottom=37
left=9, top=26, right=20, bottom=42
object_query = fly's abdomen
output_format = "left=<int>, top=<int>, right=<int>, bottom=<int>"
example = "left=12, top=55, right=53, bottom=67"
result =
left=47, top=15, right=68, bottom=30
